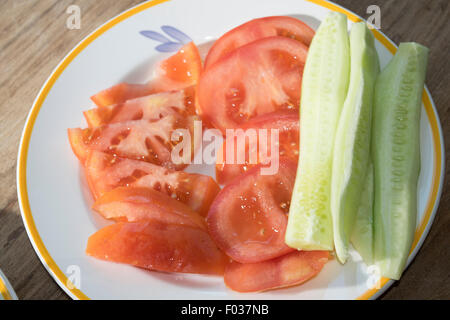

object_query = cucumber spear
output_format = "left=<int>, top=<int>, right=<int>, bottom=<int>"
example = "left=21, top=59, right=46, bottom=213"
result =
left=331, top=22, right=380, bottom=263
left=372, top=42, right=428, bottom=280
left=286, top=12, right=350, bottom=251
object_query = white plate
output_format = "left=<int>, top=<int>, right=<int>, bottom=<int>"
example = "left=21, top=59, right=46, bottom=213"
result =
left=17, top=0, right=445, bottom=300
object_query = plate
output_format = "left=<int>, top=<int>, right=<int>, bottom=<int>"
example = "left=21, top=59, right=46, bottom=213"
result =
left=17, top=0, right=445, bottom=300
left=0, top=269, right=18, bottom=300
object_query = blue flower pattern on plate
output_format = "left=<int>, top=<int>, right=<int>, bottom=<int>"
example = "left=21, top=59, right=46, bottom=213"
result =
left=140, top=26, right=193, bottom=52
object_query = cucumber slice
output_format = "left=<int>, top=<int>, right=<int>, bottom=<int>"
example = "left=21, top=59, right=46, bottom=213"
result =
left=351, top=161, right=374, bottom=265
left=331, top=22, right=380, bottom=263
left=286, top=12, right=350, bottom=251
left=372, top=43, right=428, bottom=280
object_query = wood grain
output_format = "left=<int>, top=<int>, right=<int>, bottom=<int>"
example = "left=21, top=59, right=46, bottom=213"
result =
left=0, top=0, right=448, bottom=300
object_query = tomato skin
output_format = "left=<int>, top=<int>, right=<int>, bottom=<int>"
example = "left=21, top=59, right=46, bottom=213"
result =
left=86, top=220, right=228, bottom=275
left=207, top=159, right=297, bottom=263
left=85, top=151, right=219, bottom=216
left=216, top=111, right=299, bottom=185
left=204, top=16, right=314, bottom=69
left=92, top=187, right=206, bottom=229
left=198, top=36, right=307, bottom=132
left=68, top=128, right=90, bottom=163
left=91, top=83, right=152, bottom=110
left=91, top=42, right=202, bottom=107
left=224, top=250, right=329, bottom=292
left=84, top=87, right=196, bottom=127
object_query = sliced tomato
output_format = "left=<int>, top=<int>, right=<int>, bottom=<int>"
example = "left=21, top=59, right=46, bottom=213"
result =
left=90, top=83, right=151, bottom=110
left=91, top=42, right=202, bottom=108
left=224, top=250, right=329, bottom=292
left=157, top=41, right=202, bottom=85
left=68, top=128, right=89, bottom=163
left=85, top=151, right=220, bottom=216
left=84, top=87, right=195, bottom=127
left=68, top=113, right=197, bottom=169
left=198, top=36, right=307, bottom=132
left=207, top=159, right=297, bottom=263
left=86, top=220, right=228, bottom=275
left=216, top=111, right=299, bottom=185
left=205, top=16, right=314, bottom=68
left=92, top=187, right=206, bottom=229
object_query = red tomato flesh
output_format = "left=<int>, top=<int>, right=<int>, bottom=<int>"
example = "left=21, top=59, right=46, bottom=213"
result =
left=85, top=151, right=219, bottom=216
left=207, top=159, right=297, bottom=263
left=86, top=220, right=228, bottom=275
left=68, top=114, right=197, bottom=169
left=224, top=250, right=329, bottom=292
left=92, top=186, right=206, bottom=229
left=84, top=87, right=196, bottom=127
left=205, top=16, right=314, bottom=68
left=91, top=42, right=202, bottom=108
left=198, top=36, right=307, bottom=132
left=216, top=111, right=299, bottom=185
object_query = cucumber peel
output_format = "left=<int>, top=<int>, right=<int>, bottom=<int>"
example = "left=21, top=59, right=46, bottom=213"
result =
left=351, top=161, right=374, bottom=265
left=331, top=22, right=379, bottom=263
left=286, top=12, right=350, bottom=251
left=372, top=43, right=428, bottom=280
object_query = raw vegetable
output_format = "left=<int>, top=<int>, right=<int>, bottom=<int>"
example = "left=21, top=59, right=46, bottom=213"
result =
left=198, top=36, right=307, bottom=132
left=71, top=14, right=433, bottom=292
left=68, top=114, right=197, bottom=169
left=68, top=126, right=89, bottom=162
left=204, top=16, right=314, bottom=68
left=86, top=220, right=228, bottom=275
left=207, top=159, right=297, bottom=263
left=372, top=42, right=428, bottom=280
left=84, top=87, right=195, bottom=127
left=91, top=42, right=202, bottom=107
left=90, top=83, right=151, bottom=110
left=85, top=151, right=219, bottom=216
left=351, top=161, right=374, bottom=265
left=224, top=250, right=329, bottom=292
left=92, top=187, right=207, bottom=229
left=216, top=110, right=299, bottom=185
left=285, top=12, right=350, bottom=251
left=331, top=22, right=379, bottom=263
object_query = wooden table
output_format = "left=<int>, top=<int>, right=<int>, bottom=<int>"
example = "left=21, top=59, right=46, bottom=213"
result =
left=0, top=0, right=448, bottom=300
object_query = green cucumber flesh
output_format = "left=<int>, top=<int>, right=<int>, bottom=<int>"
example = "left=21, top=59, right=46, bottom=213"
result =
left=372, top=42, right=428, bottom=280
left=286, top=12, right=350, bottom=251
left=331, top=22, right=380, bottom=263
left=351, top=161, right=374, bottom=265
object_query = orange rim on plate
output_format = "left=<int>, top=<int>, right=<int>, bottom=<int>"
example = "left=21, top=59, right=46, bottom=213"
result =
left=0, top=270, right=17, bottom=300
left=16, top=0, right=445, bottom=300
left=0, top=278, right=13, bottom=300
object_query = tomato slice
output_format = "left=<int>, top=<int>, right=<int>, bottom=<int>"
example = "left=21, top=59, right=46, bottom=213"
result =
left=207, top=159, right=297, bottom=263
left=216, top=111, right=299, bottom=185
left=204, top=16, right=314, bottom=68
left=92, top=186, right=206, bottom=229
left=90, top=83, right=150, bottom=110
left=68, top=113, right=197, bottom=169
left=84, top=87, right=195, bottom=127
left=85, top=151, right=220, bottom=216
left=91, top=42, right=202, bottom=108
left=68, top=127, right=89, bottom=163
left=224, top=250, right=329, bottom=292
left=198, top=36, right=307, bottom=132
left=86, top=220, right=228, bottom=275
